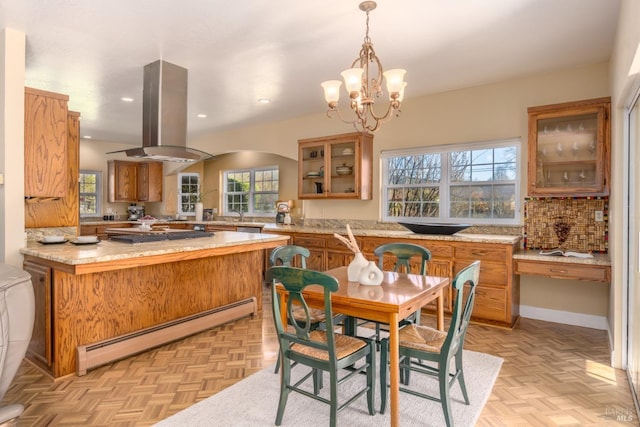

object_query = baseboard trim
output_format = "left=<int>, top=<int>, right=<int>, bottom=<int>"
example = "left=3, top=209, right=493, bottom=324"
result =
left=520, top=305, right=608, bottom=330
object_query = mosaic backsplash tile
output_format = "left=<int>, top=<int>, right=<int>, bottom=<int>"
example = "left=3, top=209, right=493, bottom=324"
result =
left=523, top=197, right=608, bottom=253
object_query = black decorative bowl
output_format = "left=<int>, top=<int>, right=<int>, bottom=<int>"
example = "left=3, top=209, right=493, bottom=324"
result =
left=398, top=222, right=471, bottom=235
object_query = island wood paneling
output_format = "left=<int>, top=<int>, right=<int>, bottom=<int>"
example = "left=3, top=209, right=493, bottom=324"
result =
left=43, top=250, right=264, bottom=378
left=25, top=110, right=80, bottom=227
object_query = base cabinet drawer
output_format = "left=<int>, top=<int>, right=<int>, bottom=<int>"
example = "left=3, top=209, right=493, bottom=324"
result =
left=454, top=260, right=508, bottom=286
left=466, top=284, right=509, bottom=323
left=515, top=259, right=609, bottom=282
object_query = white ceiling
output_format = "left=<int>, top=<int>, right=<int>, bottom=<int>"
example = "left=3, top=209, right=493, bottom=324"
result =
left=0, top=0, right=620, bottom=145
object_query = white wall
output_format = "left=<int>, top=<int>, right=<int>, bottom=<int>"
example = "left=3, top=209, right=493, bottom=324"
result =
left=609, top=0, right=640, bottom=369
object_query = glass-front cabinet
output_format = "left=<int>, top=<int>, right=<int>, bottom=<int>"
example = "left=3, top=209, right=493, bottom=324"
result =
left=298, top=132, right=373, bottom=199
left=527, top=97, right=611, bottom=197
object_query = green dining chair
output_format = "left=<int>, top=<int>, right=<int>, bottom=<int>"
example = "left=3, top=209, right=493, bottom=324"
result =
left=267, top=266, right=376, bottom=427
left=269, top=245, right=345, bottom=374
left=356, top=243, right=432, bottom=344
left=379, top=260, right=481, bottom=427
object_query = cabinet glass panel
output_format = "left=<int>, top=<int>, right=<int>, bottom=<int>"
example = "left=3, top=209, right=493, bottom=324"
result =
left=300, top=143, right=325, bottom=195
left=534, top=113, right=598, bottom=189
left=329, top=142, right=356, bottom=195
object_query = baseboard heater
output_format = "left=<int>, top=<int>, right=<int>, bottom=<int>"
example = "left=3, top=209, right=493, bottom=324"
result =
left=76, top=297, right=257, bottom=376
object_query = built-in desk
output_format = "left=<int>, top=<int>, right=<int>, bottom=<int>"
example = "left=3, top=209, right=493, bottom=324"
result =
left=513, top=250, right=611, bottom=282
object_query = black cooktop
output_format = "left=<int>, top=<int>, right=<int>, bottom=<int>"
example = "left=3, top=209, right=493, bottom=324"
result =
left=110, top=231, right=214, bottom=244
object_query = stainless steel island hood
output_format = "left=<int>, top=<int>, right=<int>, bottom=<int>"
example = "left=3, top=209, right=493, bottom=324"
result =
left=108, top=60, right=213, bottom=162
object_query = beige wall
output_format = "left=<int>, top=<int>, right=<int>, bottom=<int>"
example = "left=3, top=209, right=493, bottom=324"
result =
left=189, top=62, right=609, bottom=222
left=202, top=151, right=298, bottom=217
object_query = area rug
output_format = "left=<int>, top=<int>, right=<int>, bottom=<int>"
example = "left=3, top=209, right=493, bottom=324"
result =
left=155, top=350, right=502, bottom=427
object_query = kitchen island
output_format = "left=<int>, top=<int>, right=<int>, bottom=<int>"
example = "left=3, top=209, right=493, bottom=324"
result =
left=20, top=231, right=289, bottom=378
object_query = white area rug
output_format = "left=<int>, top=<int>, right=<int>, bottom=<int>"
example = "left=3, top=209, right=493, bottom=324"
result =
left=155, top=350, right=502, bottom=427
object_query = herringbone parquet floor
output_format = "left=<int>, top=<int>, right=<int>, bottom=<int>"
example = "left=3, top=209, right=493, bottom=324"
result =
left=3, top=285, right=638, bottom=426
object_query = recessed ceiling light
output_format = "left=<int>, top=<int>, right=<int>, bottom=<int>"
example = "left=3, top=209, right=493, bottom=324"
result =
left=121, top=97, right=134, bottom=102
left=197, top=114, right=208, bottom=118
left=83, top=135, right=92, bottom=139
left=258, top=98, right=271, bottom=104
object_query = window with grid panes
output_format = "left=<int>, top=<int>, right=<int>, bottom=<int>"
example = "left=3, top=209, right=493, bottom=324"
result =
left=381, top=138, right=521, bottom=225
left=224, top=167, right=279, bottom=216
left=79, top=170, right=102, bottom=217
left=178, top=173, right=200, bottom=216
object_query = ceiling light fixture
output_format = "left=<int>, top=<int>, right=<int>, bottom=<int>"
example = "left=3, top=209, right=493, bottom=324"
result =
left=321, top=1, right=406, bottom=133
left=258, top=98, right=271, bottom=104
left=121, top=97, right=134, bottom=102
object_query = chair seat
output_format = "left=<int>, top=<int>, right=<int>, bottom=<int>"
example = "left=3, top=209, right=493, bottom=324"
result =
left=291, top=330, right=367, bottom=361
left=292, top=306, right=326, bottom=324
left=398, top=323, right=447, bottom=353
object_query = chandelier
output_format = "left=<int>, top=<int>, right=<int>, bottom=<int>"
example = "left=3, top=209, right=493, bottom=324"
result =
left=321, top=1, right=406, bottom=133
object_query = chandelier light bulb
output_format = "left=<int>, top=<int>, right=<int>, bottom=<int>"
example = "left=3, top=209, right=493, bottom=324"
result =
left=321, top=80, right=342, bottom=105
left=341, top=68, right=364, bottom=95
left=383, top=69, right=406, bottom=95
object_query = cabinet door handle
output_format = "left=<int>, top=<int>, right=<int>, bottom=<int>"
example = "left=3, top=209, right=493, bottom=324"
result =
left=549, top=269, right=568, bottom=274
left=471, top=251, right=487, bottom=256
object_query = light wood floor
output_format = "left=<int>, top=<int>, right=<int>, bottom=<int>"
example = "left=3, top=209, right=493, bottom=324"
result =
left=4, top=285, right=638, bottom=426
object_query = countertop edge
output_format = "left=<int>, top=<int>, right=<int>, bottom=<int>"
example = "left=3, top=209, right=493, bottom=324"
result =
left=20, top=232, right=289, bottom=266
left=513, top=249, right=611, bottom=266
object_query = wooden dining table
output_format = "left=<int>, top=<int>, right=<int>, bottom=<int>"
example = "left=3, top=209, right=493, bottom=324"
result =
left=276, top=265, right=449, bottom=427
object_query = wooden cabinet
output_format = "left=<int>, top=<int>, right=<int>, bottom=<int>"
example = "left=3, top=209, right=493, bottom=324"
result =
left=292, top=234, right=327, bottom=271
left=108, top=160, right=138, bottom=202
left=453, top=242, right=518, bottom=325
left=360, top=237, right=454, bottom=312
left=527, top=97, right=611, bottom=197
left=80, top=222, right=133, bottom=240
left=267, top=230, right=520, bottom=328
left=514, top=258, right=610, bottom=282
left=108, top=160, right=163, bottom=202
left=298, top=132, right=373, bottom=199
left=23, top=260, right=53, bottom=374
left=24, top=87, right=69, bottom=199
left=26, top=110, right=80, bottom=228
left=137, top=161, right=163, bottom=202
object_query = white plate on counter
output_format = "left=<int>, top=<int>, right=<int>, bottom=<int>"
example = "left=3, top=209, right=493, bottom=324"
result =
left=38, top=239, right=68, bottom=245
left=69, top=240, right=100, bottom=245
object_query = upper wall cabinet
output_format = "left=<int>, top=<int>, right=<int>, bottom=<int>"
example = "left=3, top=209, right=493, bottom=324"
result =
left=298, top=132, right=373, bottom=200
left=137, top=161, right=163, bottom=202
left=108, top=160, right=163, bottom=203
left=527, top=97, right=611, bottom=197
left=25, top=110, right=80, bottom=228
left=24, top=88, right=69, bottom=199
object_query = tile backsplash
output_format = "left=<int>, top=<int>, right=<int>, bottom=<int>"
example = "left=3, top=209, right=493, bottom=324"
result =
left=523, top=197, right=608, bottom=253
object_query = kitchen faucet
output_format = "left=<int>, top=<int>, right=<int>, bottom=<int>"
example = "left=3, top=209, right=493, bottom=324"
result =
left=231, top=209, right=245, bottom=222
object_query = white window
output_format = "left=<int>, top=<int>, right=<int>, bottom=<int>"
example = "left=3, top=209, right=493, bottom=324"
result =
left=381, top=138, right=521, bottom=225
left=79, top=170, right=102, bottom=217
left=178, top=173, right=200, bottom=216
left=224, top=167, right=279, bottom=216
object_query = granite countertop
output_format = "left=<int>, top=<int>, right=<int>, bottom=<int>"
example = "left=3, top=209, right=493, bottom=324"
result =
left=262, top=224, right=521, bottom=245
left=513, top=249, right=611, bottom=266
left=20, top=231, right=288, bottom=265
left=81, top=219, right=268, bottom=228
left=78, top=219, right=521, bottom=244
